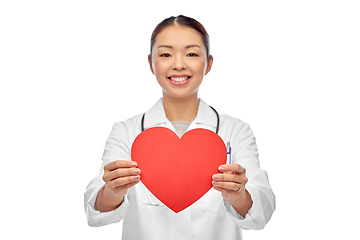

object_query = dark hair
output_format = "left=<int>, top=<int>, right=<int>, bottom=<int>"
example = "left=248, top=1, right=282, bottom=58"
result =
left=150, top=15, right=210, bottom=61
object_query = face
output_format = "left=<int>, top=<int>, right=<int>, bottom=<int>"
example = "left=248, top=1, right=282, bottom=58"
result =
left=149, top=25, right=213, bottom=100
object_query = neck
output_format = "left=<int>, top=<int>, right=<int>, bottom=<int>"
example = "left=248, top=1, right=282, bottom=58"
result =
left=162, top=94, right=199, bottom=123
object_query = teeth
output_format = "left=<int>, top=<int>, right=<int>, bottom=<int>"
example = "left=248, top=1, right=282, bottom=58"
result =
left=170, top=77, right=189, bottom=82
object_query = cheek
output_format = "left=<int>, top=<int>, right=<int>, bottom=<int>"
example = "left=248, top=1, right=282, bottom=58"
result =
left=192, top=60, right=207, bottom=74
left=153, top=61, right=168, bottom=75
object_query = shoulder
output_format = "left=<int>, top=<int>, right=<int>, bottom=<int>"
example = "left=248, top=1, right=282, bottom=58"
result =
left=219, top=113, right=255, bottom=137
left=220, top=113, right=249, bottom=128
left=105, top=114, right=144, bottom=146
left=111, top=113, right=143, bottom=133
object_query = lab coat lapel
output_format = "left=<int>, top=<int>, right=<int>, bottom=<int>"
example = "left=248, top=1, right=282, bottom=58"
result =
left=187, top=99, right=218, bottom=133
left=143, top=98, right=177, bottom=134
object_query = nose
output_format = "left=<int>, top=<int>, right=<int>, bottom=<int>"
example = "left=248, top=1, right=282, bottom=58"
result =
left=172, top=56, right=186, bottom=70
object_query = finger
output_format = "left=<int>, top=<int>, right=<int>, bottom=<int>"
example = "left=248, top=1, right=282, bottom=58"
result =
left=107, top=174, right=141, bottom=189
left=212, top=180, right=242, bottom=192
left=212, top=172, right=240, bottom=183
left=111, top=179, right=141, bottom=195
left=104, top=167, right=141, bottom=182
left=104, top=160, right=137, bottom=171
left=213, top=173, right=248, bottom=187
left=218, top=164, right=245, bottom=174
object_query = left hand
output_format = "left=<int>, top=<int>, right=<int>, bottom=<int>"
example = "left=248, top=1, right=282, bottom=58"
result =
left=212, top=164, right=248, bottom=203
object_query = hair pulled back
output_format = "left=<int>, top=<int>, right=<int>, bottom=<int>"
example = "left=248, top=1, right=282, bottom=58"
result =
left=150, top=15, right=210, bottom=61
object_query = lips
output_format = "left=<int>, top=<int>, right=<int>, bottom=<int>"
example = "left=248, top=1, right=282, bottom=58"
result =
left=167, top=74, right=191, bottom=85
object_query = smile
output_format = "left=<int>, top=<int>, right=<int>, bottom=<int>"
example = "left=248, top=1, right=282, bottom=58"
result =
left=170, top=76, right=190, bottom=82
left=168, top=76, right=191, bottom=86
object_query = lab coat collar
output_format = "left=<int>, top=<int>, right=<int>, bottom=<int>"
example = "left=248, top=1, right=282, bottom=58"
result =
left=143, top=98, right=218, bottom=131
left=142, top=99, right=168, bottom=129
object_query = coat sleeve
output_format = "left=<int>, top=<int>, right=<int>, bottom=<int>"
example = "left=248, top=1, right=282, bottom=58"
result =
left=225, top=120, right=276, bottom=230
left=84, top=122, right=131, bottom=227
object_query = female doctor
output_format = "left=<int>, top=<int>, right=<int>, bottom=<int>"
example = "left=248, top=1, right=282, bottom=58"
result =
left=84, top=15, right=275, bottom=239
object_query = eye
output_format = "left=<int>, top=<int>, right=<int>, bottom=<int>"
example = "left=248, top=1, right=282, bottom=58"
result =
left=160, top=53, right=171, bottom=57
left=187, top=53, right=198, bottom=57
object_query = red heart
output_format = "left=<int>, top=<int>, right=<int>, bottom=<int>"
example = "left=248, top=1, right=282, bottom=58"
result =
left=131, top=127, right=226, bottom=213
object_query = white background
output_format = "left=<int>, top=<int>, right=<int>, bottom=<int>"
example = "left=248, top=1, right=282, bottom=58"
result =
left=1, top=0, right=359, bottom=239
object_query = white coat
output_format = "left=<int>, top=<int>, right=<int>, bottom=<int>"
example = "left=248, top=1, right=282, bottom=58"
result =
left=84, top=99, right=275, bottom=240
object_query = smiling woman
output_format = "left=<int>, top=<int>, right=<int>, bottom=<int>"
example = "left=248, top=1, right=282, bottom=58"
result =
left=84, top=15, right=275, bottom=240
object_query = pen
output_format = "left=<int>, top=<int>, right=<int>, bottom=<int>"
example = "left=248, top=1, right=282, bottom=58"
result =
left=227, top=142, right=231, bottom=164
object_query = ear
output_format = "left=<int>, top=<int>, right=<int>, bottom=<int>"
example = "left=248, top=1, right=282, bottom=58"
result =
left=148, top=54, right=155, bottom=75
left=205, top=55, right=213, bottom=75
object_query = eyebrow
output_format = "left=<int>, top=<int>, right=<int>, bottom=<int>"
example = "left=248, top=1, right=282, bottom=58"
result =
left=158, top=44, right=201, bottom=49
left=186, top=44, right=201, bottom=49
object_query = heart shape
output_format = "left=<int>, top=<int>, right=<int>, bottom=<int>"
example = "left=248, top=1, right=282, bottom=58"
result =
left=131, top=127, right=226, bottom=213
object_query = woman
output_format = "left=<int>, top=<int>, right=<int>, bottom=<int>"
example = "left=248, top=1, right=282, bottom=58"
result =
left=84, top=15, right=275, bottom=239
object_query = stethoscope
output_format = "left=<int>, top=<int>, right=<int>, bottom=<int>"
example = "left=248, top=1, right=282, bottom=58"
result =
left=141, top=106, right=220, bottom=134
left=140, top=105, right=220, bottom=206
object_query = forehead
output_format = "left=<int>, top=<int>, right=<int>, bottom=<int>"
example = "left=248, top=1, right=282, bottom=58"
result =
left=154, top=25, right=204, bottom=48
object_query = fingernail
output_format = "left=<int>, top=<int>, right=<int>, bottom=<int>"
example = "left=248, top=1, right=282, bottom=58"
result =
left=213, top=175, right=219, bottom=180
left=134, top=169, right=140, bottom=174
left=218, top=166, right=224, bottom=171
left=131, top=162, right=137, bottom=167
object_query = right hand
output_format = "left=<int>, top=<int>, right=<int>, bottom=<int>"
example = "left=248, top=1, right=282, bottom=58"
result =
left=102, top=160, right=141, bottom=199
